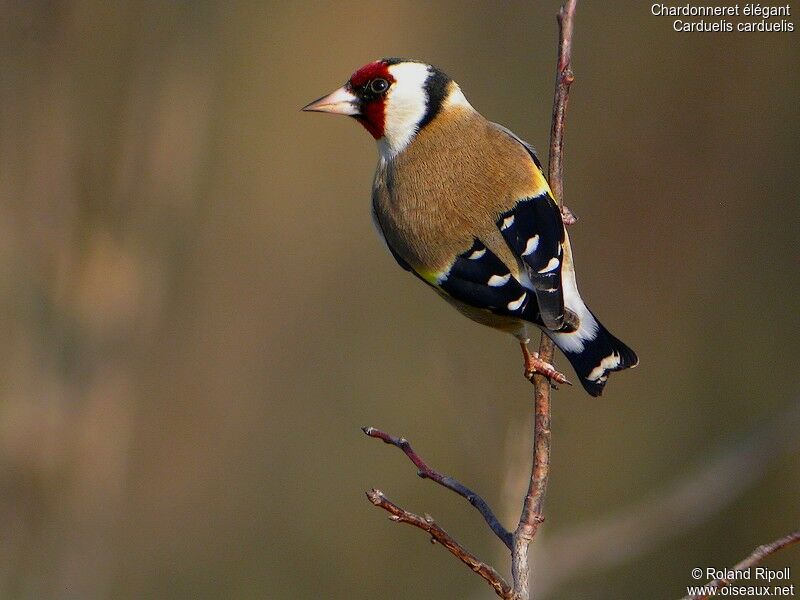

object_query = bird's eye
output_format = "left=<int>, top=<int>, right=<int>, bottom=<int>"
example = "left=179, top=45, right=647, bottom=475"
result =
left=369, top=78, right=389, bottom=94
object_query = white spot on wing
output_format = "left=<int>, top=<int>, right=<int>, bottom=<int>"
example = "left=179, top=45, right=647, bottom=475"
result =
left=538, top=257, right=560, bottom=273
left=488, top=273, right=511, bottom=287
left=468, top=248, right=486, bottom=260
left=507, top=292, right=526, bottom=311
left=522, top=235, right=540, bottom=256
left=501, top=215, right=515, bottom=230
left=587, top=352, right=622, bottom=382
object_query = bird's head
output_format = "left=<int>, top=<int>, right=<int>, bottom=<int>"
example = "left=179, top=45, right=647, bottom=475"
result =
left=302, top=58, right=471, bottom=158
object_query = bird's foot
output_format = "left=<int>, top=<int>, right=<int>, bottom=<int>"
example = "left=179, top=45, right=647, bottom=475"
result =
left=520, top=343, right=571, bottom=388
left=524, top=352, right=571, bottom=388
left=560, top=204, right=578, bottom=226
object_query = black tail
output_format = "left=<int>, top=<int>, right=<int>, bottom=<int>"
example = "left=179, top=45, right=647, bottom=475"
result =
left=548, top=310, right=638, bottom=396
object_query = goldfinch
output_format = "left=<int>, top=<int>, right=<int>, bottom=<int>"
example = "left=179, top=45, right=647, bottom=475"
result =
left=303, top=58, right=637, bottom=396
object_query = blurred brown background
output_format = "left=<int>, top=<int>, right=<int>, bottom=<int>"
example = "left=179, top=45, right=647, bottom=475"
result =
left=1, top=1, right=798, bottom=598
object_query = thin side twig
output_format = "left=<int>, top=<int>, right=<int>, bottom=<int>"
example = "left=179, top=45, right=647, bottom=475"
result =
left=362, top=427, right=513, bottom=549
left=531, top=401, right=800, bottom=596
left=680, top=529, right=800, bottom=600
left=511, top=2, right=577, bottom=599
left=366, top=489, right=513, bottom=599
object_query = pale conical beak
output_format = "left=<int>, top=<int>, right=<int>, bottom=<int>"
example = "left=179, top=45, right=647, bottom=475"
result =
left=301, top=86, right=360, bottom=116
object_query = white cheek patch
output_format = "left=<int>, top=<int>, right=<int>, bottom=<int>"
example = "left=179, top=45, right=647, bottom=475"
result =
left=380, top=63, right=431, bottom=158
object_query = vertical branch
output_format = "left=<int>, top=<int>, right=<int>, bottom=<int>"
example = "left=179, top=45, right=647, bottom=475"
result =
left=548, top=1, right=577, bottom=208
left=511, top=2, right=577, bottom=599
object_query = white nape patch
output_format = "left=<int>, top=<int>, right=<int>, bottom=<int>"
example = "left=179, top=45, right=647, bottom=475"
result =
left=501, top=215, right=515, bottom=230
left=468, top=248, right=486, bottom=260
left=587, top=352, right=622, bottom=382
left=507, top=292, right=526, bottom=311
left=488, top=273, right=511, bottom=287
left=444, top=85, right=473, bottom=109
left=538, top=257, right=560, bottom=273
left=548, top=234, right=599, bottom=353
left=379, top=62, right=432, bottom=159
left=522, top=235, right=540, bottom=256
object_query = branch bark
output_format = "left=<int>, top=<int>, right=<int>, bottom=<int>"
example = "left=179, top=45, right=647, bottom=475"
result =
left=511, top=2, right=577, bottom=599
left=366, top=489, right=513, bottom=599
left=680, top=529, right=800, bottom=600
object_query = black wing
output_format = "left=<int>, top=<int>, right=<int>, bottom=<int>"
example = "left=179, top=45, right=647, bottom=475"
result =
left=496, top=193, right=566, bottom=330
left=491, top=123, right=567, bottom=331
left=435, top=239, right=540, bottom=323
